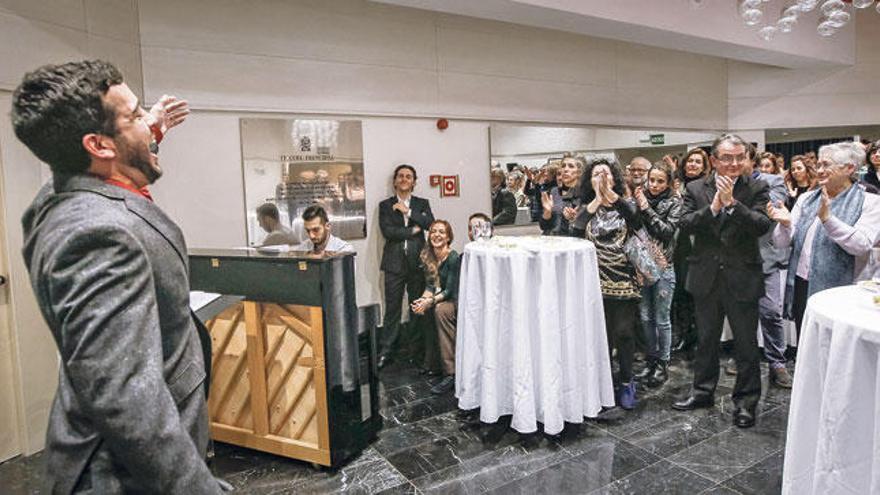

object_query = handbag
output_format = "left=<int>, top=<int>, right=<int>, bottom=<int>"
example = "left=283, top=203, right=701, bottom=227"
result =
left=624, top=228, right=668, bottom=286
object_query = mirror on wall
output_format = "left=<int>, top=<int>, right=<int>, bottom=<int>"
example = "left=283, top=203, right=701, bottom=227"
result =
left=488, top=124, right=719, bottom=228
left=240, top=118, right=367, bottom=247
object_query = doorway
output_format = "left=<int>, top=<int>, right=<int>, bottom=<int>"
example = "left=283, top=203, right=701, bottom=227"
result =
left=0, top=106, right=22, bottom=462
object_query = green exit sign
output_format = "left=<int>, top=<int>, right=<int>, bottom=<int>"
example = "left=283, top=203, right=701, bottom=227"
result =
left=650, top=134, right=665, bottom=145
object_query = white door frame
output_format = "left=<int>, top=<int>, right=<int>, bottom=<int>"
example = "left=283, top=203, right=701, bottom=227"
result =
left=0, top=102, right=23, bottom=463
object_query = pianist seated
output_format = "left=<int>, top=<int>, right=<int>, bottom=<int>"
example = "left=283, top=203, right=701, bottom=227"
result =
left=295, top=205, right=354, bottom=255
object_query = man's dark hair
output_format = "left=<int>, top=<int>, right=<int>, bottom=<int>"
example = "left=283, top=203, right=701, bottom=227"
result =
left=468, top=212, right=491, bottom=224
left=256, top=203, right=280, bottom=221
left=11, top=60, right=124, bottom=174
left=393, top=163, right=417, bottom=181
left=301, top=204, right=329, bottom=224
left=711, top=133, right=750, bottom=158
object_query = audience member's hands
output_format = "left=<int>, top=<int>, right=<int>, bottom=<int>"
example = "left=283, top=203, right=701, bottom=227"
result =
left=766, top=200, right=791, bottom=227
left=148, top=94, right=190, bottom=133
left=634, top=187, right=649, bottom=211
left=603, top=174, right=619, bottom=203
left=540, top=191, right=554, bottom=212
left=562, top=206, right=578, bottom=221
left=818, top=187, right=831, bottom=222
left=412, top=297, right=434, bottom=315
left=393, top=201, right=410, bottom=216
left=716, top=175, right=734, bottom=207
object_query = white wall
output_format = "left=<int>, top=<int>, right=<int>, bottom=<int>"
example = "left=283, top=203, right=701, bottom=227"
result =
left=152, top=112, right=490, bottom=308
left=0, top=0, right=143, bottom=455
left=137, top=0, right=729, bottom=130
left=0, top=0, right=143, bottom=96
left=0, top=93, right=58, bottom=456
left=728, top=11, right=880, bottom=131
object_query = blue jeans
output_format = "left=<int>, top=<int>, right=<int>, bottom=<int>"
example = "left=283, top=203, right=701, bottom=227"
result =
left=759, top=270, right=786, bottom=369
left=640, top=266, right=676, bottom=362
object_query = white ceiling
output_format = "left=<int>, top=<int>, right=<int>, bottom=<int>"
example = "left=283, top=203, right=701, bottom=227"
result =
left=372, top=0, right=856, bottom=69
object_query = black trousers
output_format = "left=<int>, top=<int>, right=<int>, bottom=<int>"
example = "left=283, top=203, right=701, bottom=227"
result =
left=380, top=266, right=428, bottom=363
left=692, top=280, right=762, bottom=410
left=672, top=260, right=698, bottom=348
left=792, top=276, right=809, bottom=343
left=603, top=298, right=638, bottom=384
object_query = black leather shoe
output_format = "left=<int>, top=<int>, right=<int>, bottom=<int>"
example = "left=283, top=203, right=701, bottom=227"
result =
left=635, top=360, right=657, bottom=382
left=671, top=394, right=714, bottom=411
left=734, top=407, right=756, bottom=428
left=430, top=375, right=455, bottom=395
left=377, top=354, right=392, bottom=370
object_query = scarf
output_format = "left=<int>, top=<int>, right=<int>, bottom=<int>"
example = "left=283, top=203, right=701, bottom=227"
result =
left=784, top=182, right=865, bottom=318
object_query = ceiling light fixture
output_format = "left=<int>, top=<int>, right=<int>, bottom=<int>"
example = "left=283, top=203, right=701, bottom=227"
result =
left=739, top=0, right=876, bottom=41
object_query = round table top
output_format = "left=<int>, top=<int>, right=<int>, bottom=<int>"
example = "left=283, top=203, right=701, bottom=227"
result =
left=806, top=284, right=880, bottom=332
left=464, top=235, right=594, bottom=256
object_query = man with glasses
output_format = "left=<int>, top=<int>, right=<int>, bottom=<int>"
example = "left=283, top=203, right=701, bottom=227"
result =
left=672, top=134, right=773, bottom=429
left=626, top=156, right=651, bottom=196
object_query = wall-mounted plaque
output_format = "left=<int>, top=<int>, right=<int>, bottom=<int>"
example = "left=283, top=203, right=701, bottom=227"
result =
left=240, top=118, right=366, bottom=246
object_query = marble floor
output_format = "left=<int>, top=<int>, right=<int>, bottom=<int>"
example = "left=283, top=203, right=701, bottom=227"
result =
left=0, top=355, right=791, bottom=494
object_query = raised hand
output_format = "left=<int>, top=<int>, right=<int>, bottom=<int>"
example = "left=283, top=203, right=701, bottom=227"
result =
left=818, top=187, right=831, bottom=222
left=716, top=175, right=734, bottom=207
left=541, top=191, right=554, bottom=213
left=392, top=201, right=410, bottom=215
left=634, top=187, right=649, bottom=211
left=766, top=200, right=791, bottom=227
left=148, top=94, right=190, bottom=135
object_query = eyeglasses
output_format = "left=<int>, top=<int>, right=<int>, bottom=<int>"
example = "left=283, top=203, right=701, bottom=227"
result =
left=814, top=160, right=841, bottom=171
left=627, top=168, right=649, bottom=174
left=715, top=154, right=748, bottom=165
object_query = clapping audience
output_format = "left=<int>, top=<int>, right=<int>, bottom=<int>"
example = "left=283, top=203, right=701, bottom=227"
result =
left=539, top=155, right=583, bottom=236
left=633, top=161, right=682, bottom=387
left=784, top=155, right=816, bottom=209
left=572, top=158, right=643, bottom=410
left=769, top=141, right=880, bottom=341
left=379, top=135, right=880, bottom=424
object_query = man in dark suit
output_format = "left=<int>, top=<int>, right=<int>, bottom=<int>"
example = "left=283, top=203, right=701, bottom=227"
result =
left=671, top=134, right=773, bottom=429
left=377, top=164, right=435, bottom=369
left=12, top=61, right=223, bottom=493
left=491, top=168, right=517, bottom=225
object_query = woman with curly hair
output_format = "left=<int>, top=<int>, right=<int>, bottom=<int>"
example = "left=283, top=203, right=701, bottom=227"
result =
left=572, top=158, right=643, bottom=410
left=411, top=220, right=461, bottom=394
left=784, top=154, right=816, bottom=209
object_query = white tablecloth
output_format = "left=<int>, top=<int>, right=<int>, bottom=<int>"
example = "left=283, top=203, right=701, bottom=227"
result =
left=783, top=285, right=880, bottom=494
left=455, top=235, right=615, bottom=434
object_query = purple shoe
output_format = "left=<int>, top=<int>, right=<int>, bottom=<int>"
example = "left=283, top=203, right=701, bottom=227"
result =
left=618, top=380, right=638, bottom=410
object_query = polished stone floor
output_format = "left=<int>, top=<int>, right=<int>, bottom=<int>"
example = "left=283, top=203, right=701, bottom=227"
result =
left=0, top=355, right=791, bottom=494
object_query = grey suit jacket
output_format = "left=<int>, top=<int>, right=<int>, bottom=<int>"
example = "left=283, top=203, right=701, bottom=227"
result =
left=21, top=174, right=220, bottom=494
left=756, top=172, right=790, bottom=274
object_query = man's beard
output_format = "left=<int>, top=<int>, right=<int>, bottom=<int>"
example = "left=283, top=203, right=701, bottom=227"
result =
left=312, top=231, right=330, bottom=252
left=118, top=135, right=163, bottom=184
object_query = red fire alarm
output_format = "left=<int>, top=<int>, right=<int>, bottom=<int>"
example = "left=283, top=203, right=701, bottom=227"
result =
left=436, top=118, right=449, bottom=131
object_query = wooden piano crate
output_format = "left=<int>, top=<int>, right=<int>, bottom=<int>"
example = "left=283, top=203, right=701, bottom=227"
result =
left=206, top=300, right=331, bottom=466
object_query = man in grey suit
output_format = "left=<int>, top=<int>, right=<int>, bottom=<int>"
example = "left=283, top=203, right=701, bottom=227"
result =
left=12, top=60, right=224, bottom=493
left=744, top=146, right=793, bottom=388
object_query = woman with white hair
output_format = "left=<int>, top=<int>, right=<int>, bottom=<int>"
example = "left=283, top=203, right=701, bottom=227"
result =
left=768, top=141, right=880, bottom=340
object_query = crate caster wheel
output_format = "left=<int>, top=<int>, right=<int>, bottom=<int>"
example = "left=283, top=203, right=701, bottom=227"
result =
left=311, top=462, right=323, bottom=471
